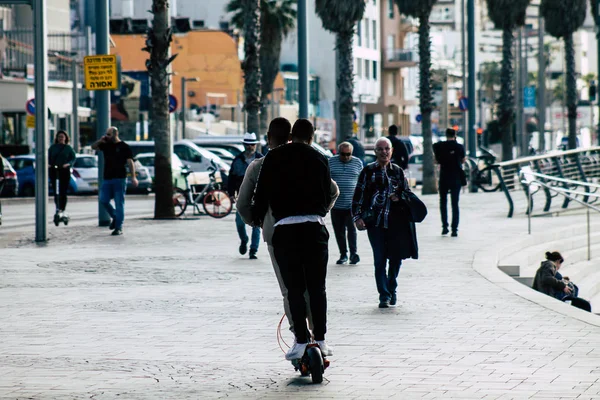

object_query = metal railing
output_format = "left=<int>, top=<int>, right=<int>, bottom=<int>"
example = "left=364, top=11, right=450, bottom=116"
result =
left=482, top=147, right=600, bottom=217
left=385, top=49, right=418, bottom=63
left=520, top=170, right=600, bottom=261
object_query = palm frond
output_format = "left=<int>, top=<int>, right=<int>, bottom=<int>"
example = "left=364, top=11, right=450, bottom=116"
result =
left=315, top=0, right=366, bottom=34
left=541, top=0, right=586, bottom=39
left=486, top=0, right=530, bottom=29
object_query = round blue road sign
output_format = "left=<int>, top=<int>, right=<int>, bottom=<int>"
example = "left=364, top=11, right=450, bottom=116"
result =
left=416, top=114, right=422, bottom=123
left=169, top=95, right=178, bottom=113
left=26, top=98, right=35, bottom=115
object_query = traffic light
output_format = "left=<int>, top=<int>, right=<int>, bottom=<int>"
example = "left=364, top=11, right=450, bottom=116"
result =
left=589, top=81, right=597, bottom=102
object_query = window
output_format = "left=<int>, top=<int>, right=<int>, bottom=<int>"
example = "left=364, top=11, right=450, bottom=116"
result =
left=365, top=19, right=370, bottom=48
left=357, top=21, right=362, bottom=46
left=74, top=157, right=98, bottom=168
left=387, top=72, right=397, bottom=96
left=372, top=20, right=377, bottom=49
left=372, top=61, right=377, bottom=80
left=388, top=0, right=394, bottom=18
left=365, top=60, right=370, bottom=79
left=357, top=58, right=362, bottom=77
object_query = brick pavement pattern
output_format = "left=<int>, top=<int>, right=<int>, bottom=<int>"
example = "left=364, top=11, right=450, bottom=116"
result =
left=1, top=192, right=600, bottom=399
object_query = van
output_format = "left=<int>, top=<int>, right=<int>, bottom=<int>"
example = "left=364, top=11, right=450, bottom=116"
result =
left=127, top=140, right=230, bottom=183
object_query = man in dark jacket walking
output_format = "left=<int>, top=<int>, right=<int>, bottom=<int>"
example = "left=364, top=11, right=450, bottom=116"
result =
left=253, top=119, right=333, bottom=361
left=228, top=132, right=263, bottom=259
left=387, top=125, right=410, bottom=170
left=433, top=128, right=465, bottom=237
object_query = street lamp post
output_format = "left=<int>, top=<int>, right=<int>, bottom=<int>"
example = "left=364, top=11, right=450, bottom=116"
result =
left=181, top=77, right=199, bottom=140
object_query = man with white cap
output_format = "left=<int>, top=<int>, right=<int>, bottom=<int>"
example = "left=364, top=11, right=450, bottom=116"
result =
left=228, top=132, right=263, bottom=259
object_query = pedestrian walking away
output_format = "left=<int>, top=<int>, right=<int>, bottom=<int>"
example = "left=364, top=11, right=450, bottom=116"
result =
left=352, top=137, right=419, bottom=309
left=387, top=124, right=410, bottom=170
left=228, top=132, right=263, bottom=259
left=92, top=126, right=138, bottom=236
left=329, top=142, right=363, bottom=265
left=433, top=128, right=466, bottom=237
left=252, top=118, right=335, bottom=361
left=48, top=130, right=76, bottom=215
left=237, top=117, right=339, bottom=336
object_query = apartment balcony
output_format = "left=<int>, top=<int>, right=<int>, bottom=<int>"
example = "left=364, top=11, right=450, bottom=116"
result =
left=384, top=49, right=419, bottom=69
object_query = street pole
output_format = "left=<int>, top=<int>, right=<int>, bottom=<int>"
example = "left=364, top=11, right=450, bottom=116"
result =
left=461, top=0, right=467, bottom=139
left=467, top=0, right=476, bottom=160
left=522, top=27, right=529, bottom=156
left=95, top=0, right=111, bottom=226
left=72, top=60, right=79, bottom=153
left=34, top=0, right=48, bottom=242
left=516, top=28, right=523, bottom=157
left=297, top=0, right=309, bottom=119
left=597, top=2, right=600, bottom=146
left=538, top=15, right=546, bottom=152
left=181, top=77, right=186, bottom=140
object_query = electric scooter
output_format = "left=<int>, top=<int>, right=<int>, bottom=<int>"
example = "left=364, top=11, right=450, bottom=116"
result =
left=53, top=166, right=70, bottom=226
left=277, top=316, right=330, bottom=384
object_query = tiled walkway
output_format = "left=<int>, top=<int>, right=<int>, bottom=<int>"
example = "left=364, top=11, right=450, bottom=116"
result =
left=1, top=190, right=599, bottom=399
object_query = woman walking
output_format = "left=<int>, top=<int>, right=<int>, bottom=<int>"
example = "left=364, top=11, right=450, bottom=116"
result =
left=352, top=137, right=418, bottom=308
left=48, top=130, right=76, bottom=214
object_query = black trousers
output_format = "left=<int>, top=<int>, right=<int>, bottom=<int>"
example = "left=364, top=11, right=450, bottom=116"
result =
left=330, top=208, right=357, bottom=256
left=273, top=222, right=329, bottom=343
left=50, top=167, right=71, bottom=211
left=439, top=179, right=461, bottom=231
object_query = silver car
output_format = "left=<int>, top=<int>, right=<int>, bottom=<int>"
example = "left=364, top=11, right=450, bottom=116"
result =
left=73, top=155, right=99, bottom=193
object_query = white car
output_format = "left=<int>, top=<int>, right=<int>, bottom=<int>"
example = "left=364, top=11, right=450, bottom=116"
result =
left=407, top=154, right=423, bottom=186
left=72, top=155, right=99, bottom=193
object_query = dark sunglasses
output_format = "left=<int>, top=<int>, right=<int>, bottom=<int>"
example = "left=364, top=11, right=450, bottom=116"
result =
left=340, top=152, right=352, bottom=157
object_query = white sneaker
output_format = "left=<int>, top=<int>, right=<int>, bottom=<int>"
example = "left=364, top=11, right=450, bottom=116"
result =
left=285, top=342, right=308, bottom=360
left=316, top=340, right=333, bottom=357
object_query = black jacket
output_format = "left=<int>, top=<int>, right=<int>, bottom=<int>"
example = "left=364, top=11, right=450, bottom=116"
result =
left=532, top=261, right=566, bottom=298
left=388, top=135, right=410, bottom=169
left=252, top=142, right=331, bottom=224
left=228, top=152, right=263, bottom=197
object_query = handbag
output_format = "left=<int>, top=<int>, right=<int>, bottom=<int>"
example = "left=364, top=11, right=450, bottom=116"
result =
left=400, top=190, right=428, bottom=223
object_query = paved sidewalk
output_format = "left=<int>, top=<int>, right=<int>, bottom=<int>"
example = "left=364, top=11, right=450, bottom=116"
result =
left=1, top=190, right=600, bottom=399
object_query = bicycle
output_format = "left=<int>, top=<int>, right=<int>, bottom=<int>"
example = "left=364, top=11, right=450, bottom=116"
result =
left=464, top=147, right=502, bottom=192
left=172, top=160, right=233, bottom=218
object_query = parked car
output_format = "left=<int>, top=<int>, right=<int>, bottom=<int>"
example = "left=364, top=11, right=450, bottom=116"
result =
left=7, top=155, right=77, bottom=197
left=1, top=157, right=18, bottom=197
left=205, top=147, right=236, bottom=164
left=126, top=159, right=152, bottom=194
left=407, top=154, right=423, bottom=186
left=135, top=152, right=191, bottom=190
left=191, top=136, right=257, bottom=158
left=72, top=155, right=99, bottom=193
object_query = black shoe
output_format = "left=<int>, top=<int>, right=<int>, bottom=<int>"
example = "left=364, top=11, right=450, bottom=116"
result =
left=378, top=300, right=390, bottom=308
left=239, top=241, right=248, bottom=255
left=111, top=228, right=123, bottom=236
left=249, top=251, right=257, bottom=260
left=336, top=255, right=348, bottom=265
left=451, top=231, right=458, bottom=237
left=390, top=294, right=397, bottom=306
left=349, top=254, right=360, bottom=265
left=109, top=219, right=116, bottom=230
left=442, top=228, right=449, bottom=235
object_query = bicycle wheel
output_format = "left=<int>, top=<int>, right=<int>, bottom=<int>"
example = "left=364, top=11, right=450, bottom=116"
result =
left=203, top=190, right=232, bottom=218
left=173, top=188, right=188, bottom=217
left=475, top=166, right=501, bottom=192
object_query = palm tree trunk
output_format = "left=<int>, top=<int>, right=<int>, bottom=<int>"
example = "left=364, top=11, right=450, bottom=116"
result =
left=337, top=30, right=354, bottom=142
left=418, top=14, right=436, bottom=195
left=499, top=27, right=515, bottom=161
left=243, top=0, right=261, bottom=135
left=564, top=33, right=578, bottom=149
left=259, top=100, right=269, bottom=137
left=149, top=0, right=174, bottom=218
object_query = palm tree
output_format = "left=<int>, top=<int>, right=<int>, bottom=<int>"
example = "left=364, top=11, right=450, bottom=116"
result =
left=144, top=0, right=177, bottom=218
left=315, top=0, right=365, bottom=145
left=480, top=61, right=501, bottom=107
left=486, top=0, right=530, bottom=161
left=542, top=0, right=586, bottom=149
left=394, top=0, right=437, bottom=195
left=228, top=0, right=297, bottom=136
left=241, top=0, right=262, bottom=136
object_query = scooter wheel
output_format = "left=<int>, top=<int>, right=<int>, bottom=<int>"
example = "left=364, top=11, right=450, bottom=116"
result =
left=307, top=347, right=324, bottom=384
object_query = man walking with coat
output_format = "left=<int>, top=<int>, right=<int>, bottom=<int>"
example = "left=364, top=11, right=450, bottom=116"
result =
left=229, top=132, right=263, bottom=259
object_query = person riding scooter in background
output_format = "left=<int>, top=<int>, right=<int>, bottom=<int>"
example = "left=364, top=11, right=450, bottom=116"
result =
left=48, top=130, right=76, bottom=215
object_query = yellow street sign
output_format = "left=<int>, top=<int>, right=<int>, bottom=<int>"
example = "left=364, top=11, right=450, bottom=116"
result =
left=84, top=54, right=118, bottom=91
left=26, top=115, right=35, bottom=128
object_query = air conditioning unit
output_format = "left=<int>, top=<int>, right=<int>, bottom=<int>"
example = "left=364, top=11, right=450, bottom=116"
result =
left=192, top=20, right=205, bottom=29
left=131, top=19, right=149, bottom=34
left=173, top=17, right=191, bottom=32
